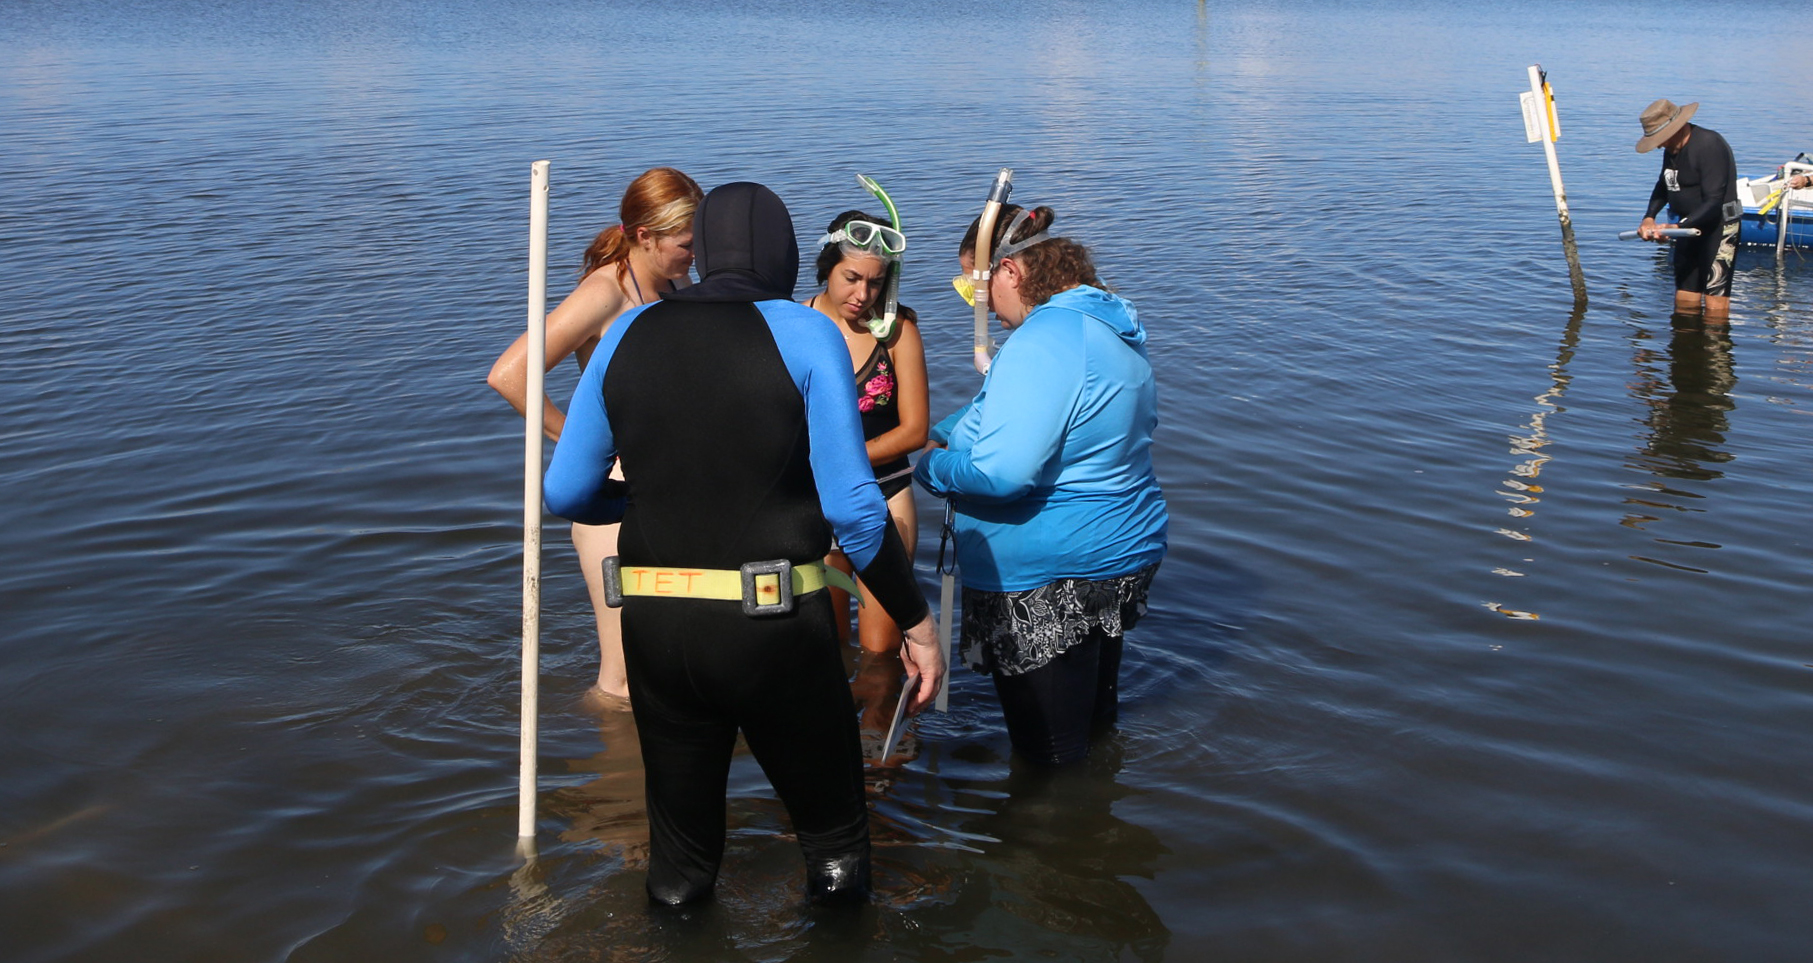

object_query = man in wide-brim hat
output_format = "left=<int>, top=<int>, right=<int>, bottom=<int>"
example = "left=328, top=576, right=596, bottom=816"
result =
left=1633, top=98, right=1741, bottom=320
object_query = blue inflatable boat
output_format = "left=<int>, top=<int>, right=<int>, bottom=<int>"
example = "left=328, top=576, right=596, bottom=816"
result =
left=1735, top=154, right=1813, bottom=247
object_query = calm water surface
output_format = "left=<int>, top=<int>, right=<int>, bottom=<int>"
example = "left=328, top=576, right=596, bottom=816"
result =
left=3, top=1, right=1812, bottom=960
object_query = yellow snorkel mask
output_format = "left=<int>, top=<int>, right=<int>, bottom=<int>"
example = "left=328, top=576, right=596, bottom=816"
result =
left=951, top=273, right=977, bottom=307
left=951, top=207, right=1050, bottom=310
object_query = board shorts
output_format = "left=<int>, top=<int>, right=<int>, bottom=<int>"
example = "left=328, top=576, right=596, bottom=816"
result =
left=1674, top=219, right=1741, bottom=297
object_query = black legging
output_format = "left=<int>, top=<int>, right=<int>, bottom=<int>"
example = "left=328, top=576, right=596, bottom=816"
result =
left=624, top=591, right=868, bottom=904
left=991, top=628, right=1123, bottom=766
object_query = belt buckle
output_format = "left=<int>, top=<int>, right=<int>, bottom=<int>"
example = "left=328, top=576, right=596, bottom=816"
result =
left=740, top=559, right=794, bottom=616
left=601, top=556, right=624, bottom=608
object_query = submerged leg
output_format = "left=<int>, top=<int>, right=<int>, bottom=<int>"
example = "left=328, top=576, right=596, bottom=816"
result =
left=738, top=594, right=873, bottom=904
left=992, top=629, right=1121, bottom=766
left=572, top=520, right=629, bottom=703
left=622, top=604, right=737, bottom=905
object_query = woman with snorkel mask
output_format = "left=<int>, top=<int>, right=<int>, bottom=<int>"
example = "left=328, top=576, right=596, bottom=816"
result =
left=804, top=209, right=929, bottom=657
left=919, top=202, right=1168, bottom=766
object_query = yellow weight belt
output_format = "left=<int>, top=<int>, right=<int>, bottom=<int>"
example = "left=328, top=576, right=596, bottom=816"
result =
left=605, top=557, right=862, bottom=616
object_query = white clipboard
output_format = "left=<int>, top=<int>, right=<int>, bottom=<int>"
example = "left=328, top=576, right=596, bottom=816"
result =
left=878, top=671, right=919, bottom=764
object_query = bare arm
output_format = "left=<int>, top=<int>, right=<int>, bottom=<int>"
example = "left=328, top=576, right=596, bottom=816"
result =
left=865, top=313, right=930, bottom=465
left=486, top=266, right=631, bottom=441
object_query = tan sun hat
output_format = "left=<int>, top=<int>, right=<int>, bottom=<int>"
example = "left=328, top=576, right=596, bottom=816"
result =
left=1636, top=99, right=1698, bottom=153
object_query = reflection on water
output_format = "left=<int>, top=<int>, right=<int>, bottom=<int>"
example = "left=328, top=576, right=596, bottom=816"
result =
left=495, top=684, right=1166, bottom=961
left=941, top=743, right=1171, bottom=961
left=1756, top=259, right=1813, bottom=403
left=1194, top=0, right=1212, bottom=79
left=1484, top=304, right=1586, bottom=620
left=548, top=709, right=649, bottom=869
left=1631, top=315, right=1738, bottom=482
left=1621, top=315, right=1738, bottom=574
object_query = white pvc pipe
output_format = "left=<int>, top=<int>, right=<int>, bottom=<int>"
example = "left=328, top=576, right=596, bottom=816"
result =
left=1528, top=65, right=1587, bottom=303
left=1778, top=188, right=1792, bottom=261
left=519, top=159, right=549, bottom=840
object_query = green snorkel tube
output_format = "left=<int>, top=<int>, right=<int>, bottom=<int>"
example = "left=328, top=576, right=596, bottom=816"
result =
left=968, top=168, right=1014, bottom=375
left=856, top=173, right=902, bottom=340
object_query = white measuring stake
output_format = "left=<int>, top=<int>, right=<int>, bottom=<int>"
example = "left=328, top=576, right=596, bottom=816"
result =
left=936, top=568, right=955, bottom=712
left=1524, top=65, right=1586, bottom=303
left=519, top=159, right=549, bottom=840
left=1779, top=190, right=1793, bottom=260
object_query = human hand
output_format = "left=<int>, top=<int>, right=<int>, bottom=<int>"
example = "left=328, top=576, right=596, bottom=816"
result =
left=898, top=615, right=945, bottom=716
left=1638, top=217, right=1661, bottom=241
left=1792, top=174, right=1812, bottom=191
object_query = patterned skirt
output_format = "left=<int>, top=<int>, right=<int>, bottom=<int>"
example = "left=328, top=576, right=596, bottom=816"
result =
left=960, top=565, right=1158, bottom=677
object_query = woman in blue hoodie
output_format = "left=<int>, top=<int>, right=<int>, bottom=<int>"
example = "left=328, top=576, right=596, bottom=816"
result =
left=916, top=204, right=1167, bottom=766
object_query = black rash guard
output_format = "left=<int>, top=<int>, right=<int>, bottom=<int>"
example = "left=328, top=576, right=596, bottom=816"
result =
left=1645, top=124, right=1739, bottom=231
left=544, top=182, right=927, bottom=905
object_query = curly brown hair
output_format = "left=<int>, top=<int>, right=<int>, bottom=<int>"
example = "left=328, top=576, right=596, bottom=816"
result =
left=958, top=204, right=1102, bottom=308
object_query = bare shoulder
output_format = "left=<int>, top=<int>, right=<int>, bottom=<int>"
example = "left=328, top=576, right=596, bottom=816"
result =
left=556, top=264, right=633, bottom=333
left=886, top=305, right=923, bottom=350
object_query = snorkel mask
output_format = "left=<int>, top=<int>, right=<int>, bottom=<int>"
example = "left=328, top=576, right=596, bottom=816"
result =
left=849, top=174, right=905, bottom=339
left=951, top=206, right=1050, bottom=308
left=817, top=220, right=906, bottom=257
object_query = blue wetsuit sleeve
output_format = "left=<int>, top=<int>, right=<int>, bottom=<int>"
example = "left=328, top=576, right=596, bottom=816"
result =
left=763, top=300, right=929, bottom=628
left=928, top=405, right=970, bottom=445
left=760, top=301, right=893, bottom=570
left=543, top=305, right=649, bottom=525
left=918, top=319, right=1079, bottom=503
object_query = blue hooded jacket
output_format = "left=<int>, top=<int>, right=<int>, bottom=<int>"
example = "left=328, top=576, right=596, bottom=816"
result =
left=915, top=285, right=1167, bottom=592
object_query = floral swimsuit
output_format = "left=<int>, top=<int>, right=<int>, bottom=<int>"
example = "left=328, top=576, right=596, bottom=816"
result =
left=855, top=340, right=912, bottom=498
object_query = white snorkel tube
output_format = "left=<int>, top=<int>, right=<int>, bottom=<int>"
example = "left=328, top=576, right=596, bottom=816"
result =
left=856, top=173, right=902, bottom=340
left=969, top=168, right=1014, bottom=375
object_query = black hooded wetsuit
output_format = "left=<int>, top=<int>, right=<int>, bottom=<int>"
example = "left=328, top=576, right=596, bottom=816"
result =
left=544, top=183, right=929, bottom=905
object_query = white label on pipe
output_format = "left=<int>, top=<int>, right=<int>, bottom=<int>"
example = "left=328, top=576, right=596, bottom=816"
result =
left=1520, top=91, right=1543, bottom=144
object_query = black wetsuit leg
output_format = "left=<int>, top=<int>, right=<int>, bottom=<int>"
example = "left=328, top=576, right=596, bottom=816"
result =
left=990, top=628, right=1123, bottom=766
left=731, top=593, right=872, bottom=901
left=1674, top=232, right=1715, bottom=294
left=625, top=593, right=868, bottom=904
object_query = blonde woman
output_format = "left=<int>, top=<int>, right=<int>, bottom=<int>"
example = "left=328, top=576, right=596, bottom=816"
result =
left=488, top=167, right=703, bottom=703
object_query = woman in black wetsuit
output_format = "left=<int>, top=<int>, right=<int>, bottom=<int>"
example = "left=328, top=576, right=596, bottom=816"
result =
left=803, top=210, right=930, bottom=656
left=544, top=183, right=942, bottom=906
